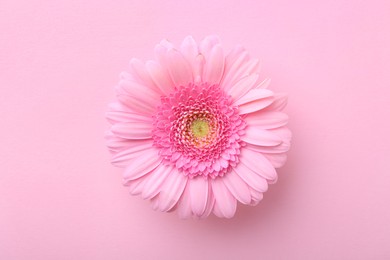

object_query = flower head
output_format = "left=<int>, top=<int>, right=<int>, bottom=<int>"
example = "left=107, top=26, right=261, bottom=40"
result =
left=106, top=35, right=291, bottom=218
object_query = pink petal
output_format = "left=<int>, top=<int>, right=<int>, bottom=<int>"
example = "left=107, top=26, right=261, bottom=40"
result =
left=145, top=60, right=175, bottom=96
left=256, top=78, right=271, bottom=89
left=201, top=185, right=215, bottom=219
left=153, top=43, right=169, bottom=67
left=105, top=132, right=132, bottom=153
left=232, top=161, right=268, bottom=192
left=107, top=101, right=130, bottom=113
left=203, top=44, right=224, bottom=85
left=142, top=164, right=172, bottom=199
left=222, top=171, right=252, bottom=204
left=180, top=36, right=199, bottom=70
left=199, top=35, right=221, bottom=60
left=123, top=149, right=162, bottom=181
left=219, top=158, right=229, bottom=168
left=160, top=39, right=174, bottom=49
left=271, top=126, right=292, bottom=142
left=241, top=125, right=282, bottom=147
left=111, top=140, right=154, bottom=167
left=158, top=168, right=188, bottom=212
left=111, top=122, right=152, bottom=140
left=243, top=58, right=261, bottom=76
left=240, top=148, right=278, bottom=182
left=177, top=183, right=193, bottom=219
left=116, top=80, right=160, bottom=115
left=189, top=177, right=209, bottom=216
left=244, top=111, right=289, bottom=129
left=212, top=160, right=221, bottom=172
left=193, top=54, right=205, bottom=83
left=213, top=201, right=224, bottom=218
left=106, top=111, right=152, bottom=124
left=153, top=40, right=175, bottom=74
left=166, top=49, right=193, bottom=87
left=211, top=178, right=237, bottom=218
left=263, top=93, right=288, bottom=112
left=129, top=58, right=160, bottom=93
left=249, top=188, right=264, bottom=205
left=235, top=89, right=274, bottom=115
left=263, top=153, right=288, bottom=168
left=106, top=102, right=153, bottom=124
left=220, top=48, right=250, bottom=90
left=118, top=78, right=160, bottom=101
left=228, top=58, right=261, bottom=89
left=117, top=94, right=156, bottom=115
left=126, top=176, right=148, bottom=196
left=228, top=74, right=259, bottom=102
left=245, top=142, right=290, bottom=154
left=175, top=156, right=187, bottom=168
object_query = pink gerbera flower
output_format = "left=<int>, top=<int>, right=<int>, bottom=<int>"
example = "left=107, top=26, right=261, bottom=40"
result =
left=106, top=35, right=291, bottom=219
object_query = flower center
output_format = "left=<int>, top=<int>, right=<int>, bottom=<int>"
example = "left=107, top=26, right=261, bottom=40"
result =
left=191, top=119, right=209, bottom=138
left=152, top=83, right=246, bottom=178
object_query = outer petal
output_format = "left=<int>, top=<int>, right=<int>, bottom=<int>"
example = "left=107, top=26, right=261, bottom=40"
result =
left=236, top=59, right=260, bottom=79
left=222, top=171, right=252, bottom=204
left=105, top=131, right=133, bottom=153
left=232, top=161, right=268, bottom=192
left=158, top=168, right=188, bottom=212
left=180, top=36, right=199, bottom=71
left=199, top=35, right=221, bottom=60
left=236, top=89, right=274, bottom=115
left=107, top=102, right=153, bottom=123
left=117, top=94, right=156, bottom=115
left=193, top=54, right=205, bottom=84
left=244, top=111, right=289, bottom=129
left=177, top=182, right=193, bottom=219
left=202, top=44, right=224, bottom=85
left=256, top=78, right=271, bottom=89
left=213, top=201, right=224, bottom=218
left=201, top=181, right=215, bottom=219
left=154, top=43, right=170, bottom=68
left=123, top=148, right=163, bottom=181
left=263, top=153, right=288, bottom=168
left=228, top=74, right=259, bottom=102
left=106, top=111, right=153, bottom=125
left=220, top=47, right=250, bottom=90
left=145, top=60, right=175, bottom=96
left=116, top=80, right=160, bottom=115
left=263, top=93, right=288, bottom=112
left=240, top=148, right=278, bottom=182
left=166, top=49, right=193, bottom=87
left=245, top=142, right=290, bottom=154
left=111, top=122, right=152, bottom=140
left=106, top=102, right=153, bottom=124
left=249, top=188, right=264, bottom=205
left=129, top=58, right=161, bottom=94
left=211, top=178, right=237, bottom=218
left=270, top=126, right=292, bottom=143
left=142, top=164, right=172, bottom=199
left=126, top=176, right=149, bottom=196
left=118, top=78, right=160, bottom=100
left=242, top=125, right=282, bottom=147
left=189, top=177, right=209, bottom=216
left=111, top=140, right=154, bottom=167
left=227, top=58, right=261, bottom=89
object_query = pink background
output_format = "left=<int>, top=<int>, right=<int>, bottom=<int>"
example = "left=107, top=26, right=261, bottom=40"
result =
left=1, top=0, right=390, bottom=259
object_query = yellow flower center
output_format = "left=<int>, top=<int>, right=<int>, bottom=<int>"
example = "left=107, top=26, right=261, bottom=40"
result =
left=191, top=119, right=210, bottom=138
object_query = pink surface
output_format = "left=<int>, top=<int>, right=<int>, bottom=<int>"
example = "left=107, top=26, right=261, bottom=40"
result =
left=1, top=0, right=390, bottom=259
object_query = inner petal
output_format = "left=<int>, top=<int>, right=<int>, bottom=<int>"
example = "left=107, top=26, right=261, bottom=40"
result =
left=152, top=83, right=246, bottom=178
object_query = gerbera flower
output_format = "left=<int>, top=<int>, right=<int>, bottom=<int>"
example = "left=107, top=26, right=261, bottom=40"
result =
left=106, top=35, right=291, bottom=219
